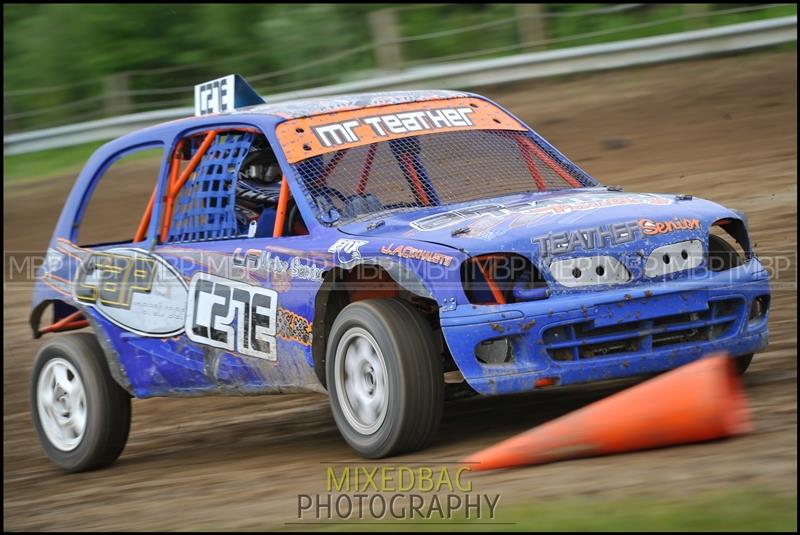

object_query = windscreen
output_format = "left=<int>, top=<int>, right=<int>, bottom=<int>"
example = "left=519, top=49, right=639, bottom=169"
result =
left=292, top=129, right=597, bottom=226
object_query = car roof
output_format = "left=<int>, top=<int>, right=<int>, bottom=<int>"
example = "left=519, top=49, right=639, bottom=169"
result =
left=107, top=89, right=481, bottom=155
left=229, top=89, right=471, bottom=120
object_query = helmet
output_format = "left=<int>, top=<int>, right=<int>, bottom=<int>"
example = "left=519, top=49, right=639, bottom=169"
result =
left=236, top=140, right=282, bottom=205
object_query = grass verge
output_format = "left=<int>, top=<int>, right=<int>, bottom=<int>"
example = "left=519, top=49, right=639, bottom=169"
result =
left=283, top=487, right=796, bottom=532
left=3, top=140, right=164, bottom=186
left=3, top=141, right=108, bottom=184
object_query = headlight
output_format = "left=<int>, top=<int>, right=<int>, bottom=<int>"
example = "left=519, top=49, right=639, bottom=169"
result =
left=549, top=256, right=631, bottom=287
left=643, top=240, right=704, bottom=278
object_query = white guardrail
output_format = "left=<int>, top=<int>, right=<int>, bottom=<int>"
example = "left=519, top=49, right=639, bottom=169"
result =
left=4, top=16, right=796, bottom=156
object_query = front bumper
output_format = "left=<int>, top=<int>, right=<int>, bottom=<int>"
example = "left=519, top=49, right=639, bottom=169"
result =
left=440, top=259, right=770, bottom=396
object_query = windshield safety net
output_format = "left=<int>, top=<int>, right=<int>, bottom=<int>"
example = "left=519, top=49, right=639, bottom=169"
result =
left=293, top=129, right=598, bottom=226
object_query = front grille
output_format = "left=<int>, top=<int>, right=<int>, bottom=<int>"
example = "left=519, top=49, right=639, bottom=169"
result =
left=543, top=298, right=744, bottom=361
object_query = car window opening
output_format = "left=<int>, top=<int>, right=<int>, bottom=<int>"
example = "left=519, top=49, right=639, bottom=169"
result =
left=294, top=129, right=594, bottom=227
left=151, top=131, right=308, bottom=244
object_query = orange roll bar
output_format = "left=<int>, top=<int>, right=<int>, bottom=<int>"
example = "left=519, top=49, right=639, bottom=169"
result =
left=356, top=143, right=377, bottom=195
left=475, top=257, right=506, bottom=305
left=160, top=141, right=188, bottom=242
left=317, top=150, right=346, bottom=187
left=273, top=176, right=290, bottom=238
left=135, top=140, right=184, bottom=243
left=134, top=187, right=157, bottom=242
left=160, top=132, right=217, bottom=242
left=39, top=310, right=88, bottom=335
left=523, top=138, right=583, bottom=189
left=516, top=137, right=546, bottom=191
left=401, top=153, right=431, bottom=207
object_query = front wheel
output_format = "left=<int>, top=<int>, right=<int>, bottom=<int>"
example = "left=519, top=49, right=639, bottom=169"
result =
left=734, top=353, right=754, bottom=376
left=30, top=333, right=131, bottom=472
left=326, top=299, right=444, bottom=458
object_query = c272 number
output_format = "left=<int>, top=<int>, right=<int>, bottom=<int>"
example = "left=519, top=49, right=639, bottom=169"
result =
left=185, top=272, right=278, bottom=361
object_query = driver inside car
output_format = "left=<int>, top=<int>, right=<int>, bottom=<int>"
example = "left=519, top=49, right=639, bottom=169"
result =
left=234, top=138, right=310, bottom=237
left=234, top=138, right=283, bottom=238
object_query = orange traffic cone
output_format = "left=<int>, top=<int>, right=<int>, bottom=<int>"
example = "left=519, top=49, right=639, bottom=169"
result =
left=463, top=353, right=751, bottom=471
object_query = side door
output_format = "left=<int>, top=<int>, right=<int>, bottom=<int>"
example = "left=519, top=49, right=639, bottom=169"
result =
left=53, top=142, right=189, bottom=397
left=151, top=126, right=328, bottom=393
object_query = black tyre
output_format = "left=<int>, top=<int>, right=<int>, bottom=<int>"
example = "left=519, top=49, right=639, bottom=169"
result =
left=326, top=299, right=444, bottom=458
left=30, top=333, right=131, bottom=472
left=734, top=353, right=754, bottom=376
left=708, top=237, right=752, bottom=375
left=707, top=234, right=742, bottom=271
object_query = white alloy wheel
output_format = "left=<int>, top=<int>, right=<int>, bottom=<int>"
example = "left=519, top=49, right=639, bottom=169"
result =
left=36, top=357, right=87, bottom=451
left=334, top=327, right=389, bottom=435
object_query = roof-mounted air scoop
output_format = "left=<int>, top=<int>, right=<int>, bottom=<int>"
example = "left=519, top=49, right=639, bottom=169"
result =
left=194, top=74, right=264, bottom=117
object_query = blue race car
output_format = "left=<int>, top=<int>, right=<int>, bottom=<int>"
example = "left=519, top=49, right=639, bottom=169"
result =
left=30, top=75, right=770, bottom=470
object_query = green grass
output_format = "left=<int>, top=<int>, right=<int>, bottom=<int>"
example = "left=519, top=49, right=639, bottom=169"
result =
left=3, top=140, right=158, bottom=184
left=4, top=3, right=796, bottom=181
left=493, top=488, right=797, bottom=532
left=289, top=487, right=797, bottom=532
left=401, top=4, right=797, bottom=68
left=3, top=140, right=106, bottom=184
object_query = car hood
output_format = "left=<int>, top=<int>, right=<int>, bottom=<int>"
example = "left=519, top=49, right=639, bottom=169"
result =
left=339, top=188, right=741, bottom=257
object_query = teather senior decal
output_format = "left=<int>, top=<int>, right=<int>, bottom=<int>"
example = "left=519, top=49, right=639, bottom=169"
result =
left=185, top=272, right=279, bottom=361
left=277, top=97, right=526, bottom=163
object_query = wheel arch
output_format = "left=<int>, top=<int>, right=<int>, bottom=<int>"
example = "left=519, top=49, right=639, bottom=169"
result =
left=311, top=259, right=441, bottom=389
left=30, top=299, right=134, bottom=395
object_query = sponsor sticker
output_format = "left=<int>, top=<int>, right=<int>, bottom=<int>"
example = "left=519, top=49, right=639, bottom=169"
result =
left=313, top=107, right=475, bottom=148
left=328, top=239, right=368, bottom=266
left=410, top=193, right=673, bottom=232
left=532, top=221, right=640, bottom=256
left=73, top=248, right=188, bottom=337
left=185, top=272, right=278, bottom=361
left=232, top=248, right=324, bottom=282
left=277, top=97, right=526, bottom=162
left=638, top=218, right=701, bottom=235
left=380, top=243, right=454, bottom=266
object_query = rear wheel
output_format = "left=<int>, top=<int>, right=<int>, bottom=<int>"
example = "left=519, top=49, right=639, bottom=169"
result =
left=326, top=299, right=444, bottom=458
left=30, top=333, right=131, bottom=472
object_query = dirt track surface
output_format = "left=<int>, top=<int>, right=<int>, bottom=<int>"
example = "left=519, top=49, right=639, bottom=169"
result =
left=4, top=50, right=797, bottom=530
